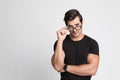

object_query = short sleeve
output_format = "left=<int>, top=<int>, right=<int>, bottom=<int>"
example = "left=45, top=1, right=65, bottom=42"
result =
left=89, top=39, right=99, bottom=56
left=53, top=41, right=57, bottom=51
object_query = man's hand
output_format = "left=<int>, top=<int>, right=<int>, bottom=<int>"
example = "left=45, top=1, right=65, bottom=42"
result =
left=57, top=27, right=68, bottom=41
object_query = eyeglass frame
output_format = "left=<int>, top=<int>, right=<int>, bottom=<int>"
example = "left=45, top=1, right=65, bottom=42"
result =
left=67, top=24, right=82, bottom=31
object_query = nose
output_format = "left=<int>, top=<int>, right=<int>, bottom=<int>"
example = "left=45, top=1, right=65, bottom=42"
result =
left=73, top=28, right=77, bottom=31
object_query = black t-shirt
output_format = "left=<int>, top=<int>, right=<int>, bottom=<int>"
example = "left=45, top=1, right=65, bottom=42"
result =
left=54, top=35, right=99, bottom=80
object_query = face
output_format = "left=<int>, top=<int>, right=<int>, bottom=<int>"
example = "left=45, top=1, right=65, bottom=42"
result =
left=67, top=16, right=83, bottom=37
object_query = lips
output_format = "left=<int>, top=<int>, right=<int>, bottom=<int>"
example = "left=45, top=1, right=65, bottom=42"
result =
left=72, top=31, right=78, bottom=36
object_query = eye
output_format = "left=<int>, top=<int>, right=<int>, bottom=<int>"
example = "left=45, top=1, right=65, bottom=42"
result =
left=75, top=24, right=79, bottom=27
left=68, top=25, right=73, bottom=27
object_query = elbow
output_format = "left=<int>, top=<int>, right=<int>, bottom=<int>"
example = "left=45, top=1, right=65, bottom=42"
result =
left=91, top=69, right=97, bottom=76
left=54, top=65, right=63, bottom=72
left=51, top=62, right=63, bottom=72
left=51, top=58, right=64, bottom=72
left=90, top=66, right=98, bottom=76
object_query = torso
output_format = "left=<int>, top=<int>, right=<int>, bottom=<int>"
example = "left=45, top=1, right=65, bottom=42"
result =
left=63, top=35, right=90, bottom=65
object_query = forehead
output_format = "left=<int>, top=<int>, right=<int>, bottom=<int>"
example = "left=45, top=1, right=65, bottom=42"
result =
left=67, top=16, right=82, bottom=25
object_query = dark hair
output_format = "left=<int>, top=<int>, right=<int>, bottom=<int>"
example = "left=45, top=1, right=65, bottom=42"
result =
left=64, top=9, right=83, bottom=25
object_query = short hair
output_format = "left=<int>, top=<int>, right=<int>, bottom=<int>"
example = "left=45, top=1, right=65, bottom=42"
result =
left=64, top=9, right=83, bottom=25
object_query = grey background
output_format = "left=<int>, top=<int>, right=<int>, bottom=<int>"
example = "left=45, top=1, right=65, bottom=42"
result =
left=0, top=0, right=120, bottom=80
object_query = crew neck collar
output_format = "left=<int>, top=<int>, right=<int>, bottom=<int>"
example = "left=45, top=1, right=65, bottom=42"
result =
left=68, top=34, right=86, bottom=42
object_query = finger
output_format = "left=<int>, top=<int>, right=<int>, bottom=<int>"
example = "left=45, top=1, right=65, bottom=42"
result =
left=60, top=30, right=66, bottom=35
left=62, top=27, right=68, bottom=33
left=60, top=31, right=65, bottom=35
left=58, top=27, right=68, bottom=35
left=62, top=27, right=68, bottom=30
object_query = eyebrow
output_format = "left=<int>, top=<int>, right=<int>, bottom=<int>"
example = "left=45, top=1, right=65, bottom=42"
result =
left=68, top=23, right=80, bottom=26
left=75, top=23, right=79, bottom=26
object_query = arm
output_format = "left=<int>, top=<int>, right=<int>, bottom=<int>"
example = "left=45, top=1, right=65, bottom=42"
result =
left=51, top=27, right=68, bottom=72
left=51, top=40, right=65, bottom=72
left=66, top=54, right=99, bottom=76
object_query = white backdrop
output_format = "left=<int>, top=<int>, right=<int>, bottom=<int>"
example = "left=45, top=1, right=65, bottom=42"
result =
left=0, top=0, right=120, bottom=80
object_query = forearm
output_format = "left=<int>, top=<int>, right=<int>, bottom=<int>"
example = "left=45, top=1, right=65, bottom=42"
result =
left=67, top=64, right=98, bottom=76
left=66, top=54, right=99, bottom=76
left=51, top=40, right=65, bottom=72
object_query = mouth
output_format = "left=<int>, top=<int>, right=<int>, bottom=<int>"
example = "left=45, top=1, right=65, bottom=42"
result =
left=73, top=30, right=78, bottom=33
left=71, top=31, right=78, bottom=36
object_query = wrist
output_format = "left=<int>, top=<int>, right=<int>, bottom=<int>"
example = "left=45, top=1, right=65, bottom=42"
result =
left=64, top=64, right=68, bottom=72
left=57, top=40, right=63, bottom=45
left=58, top=39, right=64, bottom=42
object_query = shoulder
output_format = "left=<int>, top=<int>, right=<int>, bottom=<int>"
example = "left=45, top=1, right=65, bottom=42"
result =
left=85, top=35, right=99, bottom=55
left=84, top=35, right=98, bottom=44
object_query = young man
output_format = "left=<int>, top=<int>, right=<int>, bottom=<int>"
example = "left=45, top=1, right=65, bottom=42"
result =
left=51, top=9, right=99, bottom=80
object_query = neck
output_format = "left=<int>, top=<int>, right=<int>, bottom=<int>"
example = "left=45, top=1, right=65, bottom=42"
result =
left=70, top=33, right=84, bottom=41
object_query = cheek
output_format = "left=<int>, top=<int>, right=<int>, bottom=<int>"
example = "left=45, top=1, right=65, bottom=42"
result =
left=71, top=30, right=81, bottom=33
left=79, top=29, right=82, bottom=33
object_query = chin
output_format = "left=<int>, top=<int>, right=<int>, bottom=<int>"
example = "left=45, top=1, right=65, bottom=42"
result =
left=72, top=33, right=80, bottom=37
left=70, top=31, right=81, bottom=37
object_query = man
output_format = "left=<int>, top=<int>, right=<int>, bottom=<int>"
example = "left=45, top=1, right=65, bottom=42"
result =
left=51, top=9, right=99, bottom=80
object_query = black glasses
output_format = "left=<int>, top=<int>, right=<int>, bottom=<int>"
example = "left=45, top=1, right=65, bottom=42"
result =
left=67, top=24, right=82, bottom=31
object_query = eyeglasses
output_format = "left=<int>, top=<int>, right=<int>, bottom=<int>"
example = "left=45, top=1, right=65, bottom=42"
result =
left=67, top=24, right=82, bottom=31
